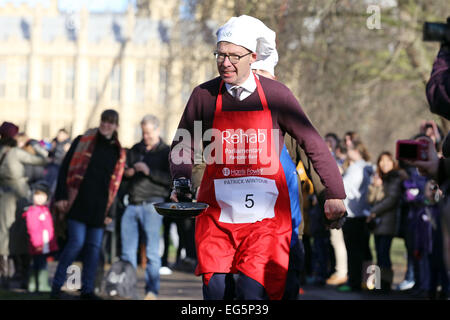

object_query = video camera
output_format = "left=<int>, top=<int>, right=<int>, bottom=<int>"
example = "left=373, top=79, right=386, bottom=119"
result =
left=423, top=17, right=450, bottom=43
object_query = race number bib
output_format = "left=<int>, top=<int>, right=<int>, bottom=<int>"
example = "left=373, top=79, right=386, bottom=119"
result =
left=214, top=176, right=279, bottom=224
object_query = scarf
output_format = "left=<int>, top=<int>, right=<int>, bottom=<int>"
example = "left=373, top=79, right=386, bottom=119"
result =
left=66, top=128, right=126, bottom=217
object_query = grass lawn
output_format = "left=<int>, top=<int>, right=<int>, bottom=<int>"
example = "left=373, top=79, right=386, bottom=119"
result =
left=0, top=290, right=50, bottom=300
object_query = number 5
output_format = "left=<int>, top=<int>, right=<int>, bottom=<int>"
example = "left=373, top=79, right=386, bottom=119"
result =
left=245, top=194, right=254, bottom=208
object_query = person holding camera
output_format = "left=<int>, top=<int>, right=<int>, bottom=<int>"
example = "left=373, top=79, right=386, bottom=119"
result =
left=120, top=114, right=171, bottom=300
left=410, top=18, right=450, bottom=294
left=424, top=17, right=450, bottom=180
left=423, top=62, right=450, bottom=185
left=425, top=17, right=450, bottom=121
left=408, top=135, right=450, bottom=287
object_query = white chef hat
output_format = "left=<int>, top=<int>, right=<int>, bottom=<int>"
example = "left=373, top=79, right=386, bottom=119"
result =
left=217, top=15, right=259, bottom=52
left=216, top=15, right=277, bottom=58
left=216, top=15, right=278, bottom=76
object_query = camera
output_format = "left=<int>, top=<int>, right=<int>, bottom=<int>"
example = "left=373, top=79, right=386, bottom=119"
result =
left=396, top=140, right=429, bottom=161
left=423, top=17, right=450, bottom=43
left=173, top=178, right=193, bottom=202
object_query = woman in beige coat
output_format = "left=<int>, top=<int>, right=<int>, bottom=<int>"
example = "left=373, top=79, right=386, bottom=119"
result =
left=0, top=123, right=48, bottom=288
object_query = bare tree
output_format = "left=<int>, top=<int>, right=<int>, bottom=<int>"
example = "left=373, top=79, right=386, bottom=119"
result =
left=138, top=0, right=450, bottom=156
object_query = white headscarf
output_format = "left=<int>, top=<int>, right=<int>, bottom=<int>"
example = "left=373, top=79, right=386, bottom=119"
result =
left=252, top=40, right=278, bottom=77
left=216, top=15, right=278, bottom=76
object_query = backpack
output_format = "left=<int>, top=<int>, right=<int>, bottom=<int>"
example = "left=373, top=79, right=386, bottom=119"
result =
left=103, top=260, right=138, bottom=299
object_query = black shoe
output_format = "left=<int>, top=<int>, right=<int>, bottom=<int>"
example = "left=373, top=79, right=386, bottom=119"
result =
left=50, top=288, right=62, bottom=300
left=409, top=289, right=429, bottom=299
left=437, top=291, right=448, bottom=300
left=428, top=290, right=437, bottom=300
left=80, top=292, right=103, bottom=300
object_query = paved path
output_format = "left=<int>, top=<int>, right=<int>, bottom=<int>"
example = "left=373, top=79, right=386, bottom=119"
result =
left=0, top=261, right=429, bottom=300
left=53, top=261, right=414, bottom=300
left=147, top=269, right=203, bottom=300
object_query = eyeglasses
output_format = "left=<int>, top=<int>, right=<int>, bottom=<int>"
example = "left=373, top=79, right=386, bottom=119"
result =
left=214, top=51, right=252, bottom=64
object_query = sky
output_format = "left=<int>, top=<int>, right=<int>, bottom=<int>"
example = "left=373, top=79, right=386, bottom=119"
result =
left=0, top=0, right=196, bottom=20
left=0, top=0, right=135, bottom=12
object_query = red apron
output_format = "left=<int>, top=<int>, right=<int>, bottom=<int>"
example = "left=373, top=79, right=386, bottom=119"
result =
left=196, top=74, right=292, bottom=300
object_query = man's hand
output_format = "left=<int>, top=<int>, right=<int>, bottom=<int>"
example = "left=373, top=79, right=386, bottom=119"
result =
left=170, top=190, right=179, bottom=202
left=324, top=199, right=346, bottom=221
left=134, top=162, right=150, bottom=176
left=408, top=137, right=440, bottom=179
left=104, top=217, right=113, bottom=225
left=324, top=199, right=347, bottom=230
left=171, top=178, right=193, bottom=202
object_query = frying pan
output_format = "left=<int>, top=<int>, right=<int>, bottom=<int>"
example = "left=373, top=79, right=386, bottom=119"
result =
left=153, top=202, right=209, bottom=218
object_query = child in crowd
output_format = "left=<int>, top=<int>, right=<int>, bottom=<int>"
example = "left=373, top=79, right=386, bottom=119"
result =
left=22, top=181, right=58, bottom=293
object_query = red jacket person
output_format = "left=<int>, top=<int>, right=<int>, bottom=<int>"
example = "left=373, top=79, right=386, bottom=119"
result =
left=169, top=15, right=346, bottom=300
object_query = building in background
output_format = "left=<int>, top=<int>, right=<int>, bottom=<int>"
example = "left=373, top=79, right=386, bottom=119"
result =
left=0, top=0, right=218, bottom=147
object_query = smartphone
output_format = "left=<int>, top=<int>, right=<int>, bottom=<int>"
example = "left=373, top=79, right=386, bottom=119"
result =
left=396, top=140, right=429, bottom=161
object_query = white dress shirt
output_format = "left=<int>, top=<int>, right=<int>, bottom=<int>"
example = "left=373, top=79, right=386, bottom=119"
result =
left=225, top=73, right=257, bottom=101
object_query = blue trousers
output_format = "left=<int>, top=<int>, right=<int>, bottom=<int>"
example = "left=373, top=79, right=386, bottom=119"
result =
left=312, top=236, right=331, bottom=282
left=203, top=273, right=268, bottom=300
left=283, top=240, right=305, bottom=300
left=121, top=198, right=163, bottom=295
left=52, top=219, right=104, bottom=294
